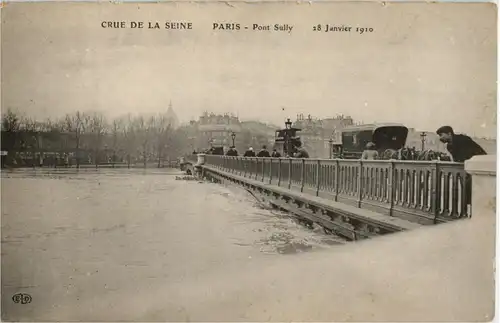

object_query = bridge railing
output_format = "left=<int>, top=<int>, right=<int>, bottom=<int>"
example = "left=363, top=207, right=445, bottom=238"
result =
left=204, top=155, right=470, bottom=224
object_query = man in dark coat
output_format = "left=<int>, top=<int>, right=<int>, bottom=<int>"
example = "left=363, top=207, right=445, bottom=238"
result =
left=293, top=141, right=309, bottom=158
left=226, top=146, right=238, bottom=156
left=257, top=145, right=271, bottom=157
left=436, top=126, right=487, bottom=208
left=271, top=149, right=281, bottom=158
left=243, top=147, right=256, bottom=157
left=436, top=126, right=487, bottom=162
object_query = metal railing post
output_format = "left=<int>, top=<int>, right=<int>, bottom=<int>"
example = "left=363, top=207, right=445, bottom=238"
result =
left=288, top=159, right=292, bottom=189
left=300, top=159, right=305, bottom=192
left=316, top=160, right=321, bottom=196
left=335, top=159, right=340, bottom=201
left=388, top=161, right=395, bottom=216
left=278, top=158, right=282, bottom=187
left=262, top=158, right=265, bottom=182
left=255, top=158, right=259, bottom=181
left=431, top=161, right=441, bottom=223
left=269, top=159, right=273, bottom=184
left=358, top=160, right=363, bottom=207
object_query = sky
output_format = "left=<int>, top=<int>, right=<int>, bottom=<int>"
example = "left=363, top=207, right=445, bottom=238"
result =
left=2, top=2, right=497, bottom=137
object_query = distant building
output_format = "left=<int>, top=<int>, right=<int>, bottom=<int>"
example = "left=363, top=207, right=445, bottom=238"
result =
left=293, top=114, right=354, bottom=158
left=196, top=112, right=242, bottom=150
left=166, top=101, right=180, bottom=129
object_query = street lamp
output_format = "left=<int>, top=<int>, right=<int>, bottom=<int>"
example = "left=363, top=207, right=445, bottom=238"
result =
left=420, top=132, right=427, bottom=151
left=231, top=132, right=236, bottom=147
left=284, top=118, right=293, bottom=157
left=328, top=138, right=333, bottom=159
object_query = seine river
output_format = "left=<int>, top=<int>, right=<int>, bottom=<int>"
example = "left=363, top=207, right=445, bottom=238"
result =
left=1, top=168, right=344, bottom=321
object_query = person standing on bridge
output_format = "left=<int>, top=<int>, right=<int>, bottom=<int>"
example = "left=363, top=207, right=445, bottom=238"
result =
left=436, top=126, right=487, bottom=162
left=243, top=147, right=256, bottom=157
left=361, top=142, right=379, bottom=160
left=226, top=146, right=238, bottom=156
left=257, top=145, right=271, bottom=157
left=271, top=148, right=282, bottom=158
left=293, top=141, right=309, bottom=158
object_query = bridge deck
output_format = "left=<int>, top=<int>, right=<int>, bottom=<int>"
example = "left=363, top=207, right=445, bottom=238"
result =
left=203, top=165, right=422, bottom=232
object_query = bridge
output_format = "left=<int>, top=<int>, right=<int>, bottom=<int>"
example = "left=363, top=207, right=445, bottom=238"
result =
left=182, top=154, right=486, bottom=241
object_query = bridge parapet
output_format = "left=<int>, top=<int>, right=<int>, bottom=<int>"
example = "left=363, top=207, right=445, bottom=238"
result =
left=465, top=155, right=496, bottom=219
left=204, top=155, right=469, bottom=225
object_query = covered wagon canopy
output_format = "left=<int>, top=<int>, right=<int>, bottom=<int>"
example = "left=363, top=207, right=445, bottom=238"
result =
left=341, top=123, right=409, bottom=151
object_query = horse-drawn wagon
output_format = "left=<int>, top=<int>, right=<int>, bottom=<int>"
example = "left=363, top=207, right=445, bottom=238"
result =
left=333, top=123, right=450, bottom=161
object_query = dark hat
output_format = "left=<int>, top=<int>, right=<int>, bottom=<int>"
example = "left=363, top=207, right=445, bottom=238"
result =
left=436, top=126, right=454, bottom=135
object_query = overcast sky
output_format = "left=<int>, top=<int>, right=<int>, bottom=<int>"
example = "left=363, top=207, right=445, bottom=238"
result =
left=2, top=2, right=497, bottom=137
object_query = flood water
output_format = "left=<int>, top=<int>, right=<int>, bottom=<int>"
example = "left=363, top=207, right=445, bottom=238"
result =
left=1, top=168, right=344, bottom=321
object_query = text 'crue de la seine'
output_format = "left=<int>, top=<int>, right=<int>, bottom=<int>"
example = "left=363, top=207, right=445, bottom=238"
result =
left=100, top=21, right=193, bottom=29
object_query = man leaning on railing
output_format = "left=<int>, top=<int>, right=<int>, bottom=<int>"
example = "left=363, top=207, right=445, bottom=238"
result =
left=436, top=125, right=487, bottom=213
left=436, top=126, right=487, bottom=163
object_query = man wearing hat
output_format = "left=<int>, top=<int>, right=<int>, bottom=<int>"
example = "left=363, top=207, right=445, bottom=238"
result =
left=436, top=125, right=487, bottom=208
left=436, top=125, right=486, bottom=163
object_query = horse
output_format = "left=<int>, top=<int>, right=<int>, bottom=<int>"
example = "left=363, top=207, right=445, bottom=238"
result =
left=381, top=148, right=451, bottom=161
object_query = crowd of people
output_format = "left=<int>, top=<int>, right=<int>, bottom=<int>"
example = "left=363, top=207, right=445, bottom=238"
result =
left=224, top=142, right=310, bottom=159
left=191, top=139, right=311, bottom=159
left=358, top=125, right=487, bottom=162
left=193, top=125, right=487, bottom=164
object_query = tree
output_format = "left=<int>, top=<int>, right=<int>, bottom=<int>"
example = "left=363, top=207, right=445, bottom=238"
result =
left=121, top=114, right=136, bottom=168
left=64, top=111, right=89, bottom=168
left=19, top=116, right=40, bottom=167
left=87, top=112, right=107, bottom=167
left=133, top=115, right=155, bottom=168
left=110, top=118, right=124, bottom=167
left=1, top=109, right=21, bottom=132
left=152, top=113, right=173, bottom=168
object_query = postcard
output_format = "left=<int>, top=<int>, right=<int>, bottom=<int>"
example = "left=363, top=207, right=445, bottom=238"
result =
left=1, top=1, right=496, bottom=322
